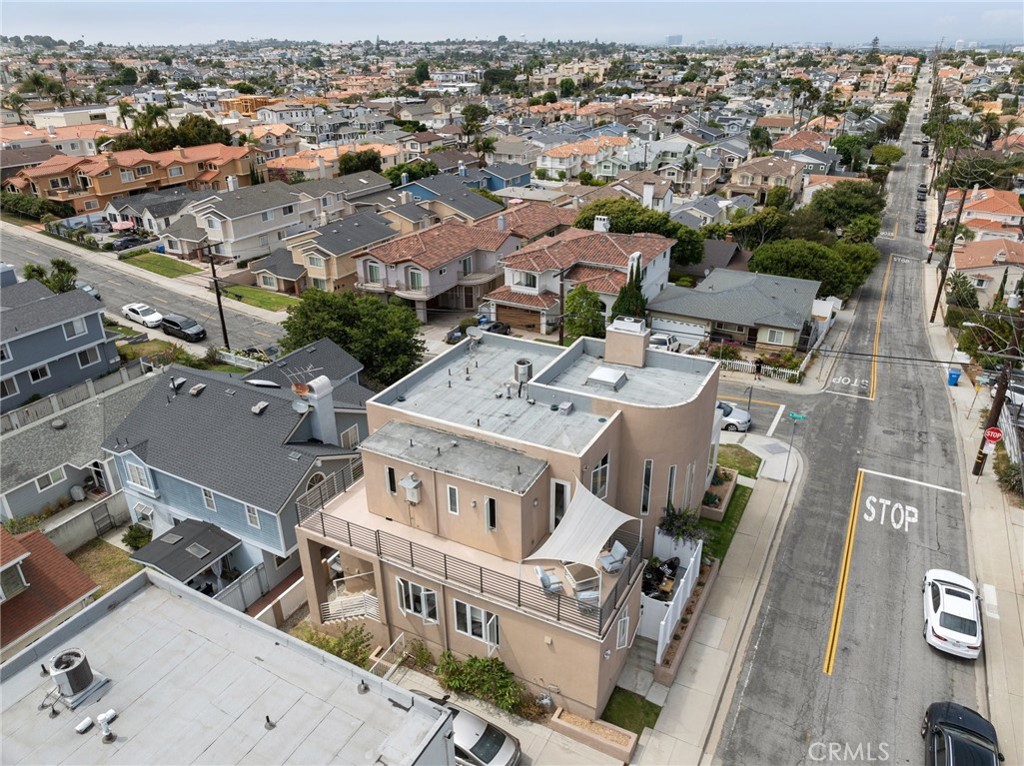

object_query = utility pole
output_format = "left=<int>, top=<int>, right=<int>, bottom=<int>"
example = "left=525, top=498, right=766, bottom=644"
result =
left=973, top=366, right=1008, bottom=476
left=199, top=243, right=232, bottom=351
left=929, top=186, right=969, bottom=322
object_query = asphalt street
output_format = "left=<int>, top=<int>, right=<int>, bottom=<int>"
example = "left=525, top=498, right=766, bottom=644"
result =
left=716, top=75, right=980, bottom=764
left=0, top=227, right=285, bottom=352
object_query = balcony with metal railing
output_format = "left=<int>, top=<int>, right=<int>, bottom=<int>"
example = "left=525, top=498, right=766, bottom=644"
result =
left=297, top=463, right=643, bottom=637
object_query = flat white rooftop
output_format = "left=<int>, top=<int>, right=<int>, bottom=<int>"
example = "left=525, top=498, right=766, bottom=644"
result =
left=1, top=571, right=449, bottom=766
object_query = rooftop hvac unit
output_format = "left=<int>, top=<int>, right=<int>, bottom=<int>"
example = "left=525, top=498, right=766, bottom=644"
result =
left=514, top=358, right=533, bottom=383
left=49, top=649, right=93, bottom=697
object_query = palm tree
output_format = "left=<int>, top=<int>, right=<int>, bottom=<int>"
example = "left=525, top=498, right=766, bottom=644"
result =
left=1003, top=119, right=1021, bottom=139
left=18, top=71, right=50, bottom=95
left=116, top=100, right=137, bottom=130
left=2, top=93, right=27, bottom=124
left=473, top=135, right=497, bottom=162
left=43, top=79, right=68, bottom=108
left=978, top=112, right=1001, bottom=149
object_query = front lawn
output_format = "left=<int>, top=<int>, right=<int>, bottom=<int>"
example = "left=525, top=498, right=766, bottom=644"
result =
left=69, top=538, right=142, bottom=597
left=717, top=444, right=762, bottom=478
left=601, top=687, right=661, bottom=736
left=699, top=484, right=752, bottom=562
left=122, top=251, right=203, bottom=278
left=221, top=285, right=298, bottom=311
left=119, top=339, right=175, bottom=362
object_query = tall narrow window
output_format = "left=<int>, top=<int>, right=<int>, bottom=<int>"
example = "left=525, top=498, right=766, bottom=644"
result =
left=640, top=459, right=653, bottom=516
left=484, top=497, right=497, bottom=531
left=616, top=608, right=630, bottom=649
left=386, top=466, right=397, bottom=494
left=447, top=485, right=459, bottom=515
left=245, top=505, right=261, bottom=528
left=666, top=465, right=678, bottom=509
left=551, top=480, right=570, bottom=531
left=590, top=454, right=609, bottom=499
left=202, top=488, right=216, bottom=511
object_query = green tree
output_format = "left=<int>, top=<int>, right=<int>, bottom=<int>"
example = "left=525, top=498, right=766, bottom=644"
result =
left=118, top=66, right=138, bottom=85
left=461, top=103, right=490, bottom=144
left=574, top=198, right=694, bottom=265
left=809, top=181, right=886, bottom=232
left=559, top=77, right=577, bottom=98
left=175, top=114, right=232, bottom=147
left=541, top=91, right=557, bottom=104
left=563, top=284, right=606, bottom=343
left=280, top=291, right=425, bottom=388
left=22, top=257, right=77, bottom=293
left=338, top=149, right=383, bottom=175
left=2, top=93, right=27, bottom=124
left=831, top=241, right=880, bottom=287
left=749, top=239, right=853, bottom=299
left=235, top=81, right=257, bottom=95
left=611, top=262, right=646, bottom=318
left=413, top=60, right=430, bottom=84
left=946, top=271, right=980, bottom=309
left=672, top=226, right=704, bottom=268
left=727, top=206, right=789, bottom=249
left=841, top=214, right=881, bottom=244
left=383, top=161, right=438, bottom=187
left=308, top=54, right=325, bottom=69
left=764, top=186, right=794, bottom=211
left=748, top=125, right=773, bottom=154
left=831, top=135, right=864, bottom=170
left=870, top=144, right=904, bottom=166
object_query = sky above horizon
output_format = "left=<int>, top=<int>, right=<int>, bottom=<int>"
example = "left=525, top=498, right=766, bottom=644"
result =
left=3, top=1, right=1023, bottom=48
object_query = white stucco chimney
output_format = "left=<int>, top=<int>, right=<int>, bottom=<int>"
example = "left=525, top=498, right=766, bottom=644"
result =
left=226, top=175, right=239, bottom=192
left=593, top=215, right=611, bottom=233
left=305, top=375, right=338, bottom=446
left=642, top=181, right=655, bottom=209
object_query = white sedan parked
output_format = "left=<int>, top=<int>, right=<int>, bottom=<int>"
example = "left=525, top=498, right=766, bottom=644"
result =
left=922, top=569, right=982, bottom=660
left=121, top=303, right=163, bottom=328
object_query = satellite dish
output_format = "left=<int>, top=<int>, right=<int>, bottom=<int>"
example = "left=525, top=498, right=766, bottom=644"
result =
left=292, top=399, right=310, bottom=413
left=467, top=326, right=483, bottom=338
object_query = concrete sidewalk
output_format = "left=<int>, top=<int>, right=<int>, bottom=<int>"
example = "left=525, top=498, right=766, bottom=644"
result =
left=922, top=263, right=1024, bottom=764
left=631, top=433, right=803, bottom=765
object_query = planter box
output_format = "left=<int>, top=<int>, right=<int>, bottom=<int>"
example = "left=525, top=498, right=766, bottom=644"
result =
left=701, top=467, right=737, bottom=522
left=550, top=707, right=637, bottom=763
left=653, top=557, right=721, bottom=687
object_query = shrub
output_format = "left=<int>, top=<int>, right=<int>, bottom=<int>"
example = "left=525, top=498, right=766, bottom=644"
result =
left=435, top=651, right=531, bottom=715
left=2, top=514, right=46, bottom=535
left=994, top=449, right=1023, bottom=497
left=710, top=468, right=724, bottom=486
left=407, top=640, right=434, bottom=670
left=705, top=342, right=741, bottom=360
left=296, top=624, right=373, bottom=668
left=101, top=243, right=114, bottom=251
left=702, top=491, right=721, bottom=508
left=658, top=505, right=708, bottom=542
left=121, top=523, right=153, bottom=551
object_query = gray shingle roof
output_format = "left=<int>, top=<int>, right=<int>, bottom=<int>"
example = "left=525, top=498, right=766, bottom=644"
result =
left=0, top=281, right=104, bottom=342
left=306, top=211, right=396, bottom=254
left=648, top=270, right=819, bottom=330
left=160, top=215, right=207, bottom=242
left=109, top=187, right=205, bottom=218
left=103, top=365, right=345, bottom=514
left=242, top=338, right=365, bottom=390
left=407, top=175, right=503, bottom=219
left=191, top=181, right=300, bottom=219
left=250, top=248, right=306, bottom=281
left=482, top=162, right=530, bottom=181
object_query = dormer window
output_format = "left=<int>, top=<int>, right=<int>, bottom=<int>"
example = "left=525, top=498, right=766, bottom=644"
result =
left=0, top=563, right=28, bottom=602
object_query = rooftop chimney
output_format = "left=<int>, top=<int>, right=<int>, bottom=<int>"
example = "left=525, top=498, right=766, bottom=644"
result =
left=724, top=233, right=734, bottom=243
left=46, top=124, right=57, bottom=137
left=458, top=160, right=466, bottom=176
left=497, top=214, right=506, bottom=231
left=642, top=181, right=655, bottom=209
left=305, top=375, right=338, bottom=446
left=604, top=316, right=649, bottom=368
left=226, top=175, right=239, bottom=192
left=593, top=215, right=611, bottom=233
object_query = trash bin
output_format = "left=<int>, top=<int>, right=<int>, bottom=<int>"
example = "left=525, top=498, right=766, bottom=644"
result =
left=948, top=369, right=962, bottom=386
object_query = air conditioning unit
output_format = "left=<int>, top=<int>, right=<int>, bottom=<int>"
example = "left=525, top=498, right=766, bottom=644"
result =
left=49, top=649, right=94, bottom=697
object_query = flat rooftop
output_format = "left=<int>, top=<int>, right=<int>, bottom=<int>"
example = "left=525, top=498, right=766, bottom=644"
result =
left=1, top=572, right=448, bottom=766
left=374, top=334, right=716, bottom=455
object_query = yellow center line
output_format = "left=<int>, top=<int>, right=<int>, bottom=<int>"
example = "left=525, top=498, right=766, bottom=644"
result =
left=718, top=396, right=784, bottom=408
left=823, top=469, right=864, bottom=675
left=869, top=256, right=894, bottom=400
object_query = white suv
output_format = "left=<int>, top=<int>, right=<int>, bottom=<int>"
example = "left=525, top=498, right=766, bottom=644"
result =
left=648, top=333, right=681, bottom=352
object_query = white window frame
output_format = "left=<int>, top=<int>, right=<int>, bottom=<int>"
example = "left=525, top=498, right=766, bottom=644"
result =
left=245, top=504, right=261, bottom=528
left=28, top=364, right=50, bottom=383
left=120, top=169, right=134, bottom=184
left=666, top=464, right=678, bottom=509
left=367, top=262, right=382, bottom=283
left=135, top=165, right=153, bottom=177
left=766, top=328, right=785, bottom=345
left=307, top=254, right=325, bottom=268
left=454, top=599, right=500, bottom=652
left=386, top=466, right=397, bottom=494
left=397, top=577, right=438, bottom=622
left=63, top=317, right=88, bottom=340
left=447, top=485, right=459, bottom=515
left=126, top=462, right=151, bottom=489
left=640, top=459, right=653, bottom=516
left=341, top=424, right=359, bottom=449
left=261, top=210, right=274, bottom=222
left=202, top=487, right=217, bottom=511
left=206, top=217, right=219, bottom=229
left=260, top=274, right=276, bottom=288
left=168, top=165, right=184, bottom=177
left=259, top=235, right=269, bottom=247
left=590, top=454, right=609, bottom=499
left=133, top=502, right=154, bottom=529
left=1, top=377, right=19, bottom=399
left=77, top=346, right=100, bottom=368
left=311, top=277, right=327, bottom=290
left=550, top=479, right=570, bottom=532
left=408, top=268, right=424, bottom=290
left=84, top=200, right=99, bottom=210
left=616, top=607, right=630, bottom=649
left=484, top=497, right=497, bottom=531
left=35, top=466, right=67, bottom=492
left=282, top=204, right=294, bottom=215
left=0, top=343, right=10, bottom=362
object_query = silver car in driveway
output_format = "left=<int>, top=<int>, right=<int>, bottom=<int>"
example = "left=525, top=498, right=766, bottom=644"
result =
left=717, top=400, right=752, bottom=432
left=411, top=691, right=521, bottom=766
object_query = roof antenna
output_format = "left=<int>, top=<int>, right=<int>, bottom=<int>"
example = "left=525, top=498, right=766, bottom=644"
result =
left=264, top=716, right=276, bottom=730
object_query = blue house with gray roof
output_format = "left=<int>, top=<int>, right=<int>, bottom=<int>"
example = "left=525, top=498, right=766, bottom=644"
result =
left=0, top=266, right=120, bottom=413
left=101, top=339, right=373, bottom=609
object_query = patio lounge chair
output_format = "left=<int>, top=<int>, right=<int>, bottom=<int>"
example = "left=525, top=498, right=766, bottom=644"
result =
left=535, top=565, right=564, bottom=594
left=598, top=540, right=628, bottom=574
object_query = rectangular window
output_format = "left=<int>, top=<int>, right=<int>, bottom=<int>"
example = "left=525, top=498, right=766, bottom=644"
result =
left=261, top=210, right=274, bottom=222
left=367, top=262, right=382, bottom=282
left=461, top=256, right=473, bottom=276
left=126, top=462, right=150, bottom=489
left=523, top=272, right=537, bottom=288
left=0, top=566, right=27, bottom=602
left=408, top=269, right=424, bottom=290
left=63, top=317, right=87, bottom=339
left=640, top=459, right=653, bottom=516
left=135, top=165, right=153, bottom=177
left=454, top=600, right=499, bottom=647
left=206, top=217, right=220, bottom=229
left=274, top=554, right=290, bottom=569
left=120, top=170, right=134, bottom=184
left=1, top=377, right=18, bottom=399
left=439, top=267, right=447, bottom=276
left=766, top=328, right=785, bottom=345
left=259, top=235, right=269, bottom=247
left=0, top=343, right=10, bottom=362
left=202, top=488, right=216, bottom=511
left=485, top=497, right=497, bottom=531
left=282, top=205, right=294, bottom=215
left=590, top=453, right=609, bottom=499
left=312, top=277, right=327, bottom=290
left=447, top=485, right=459, bottom=515
left=35, top=466, right=66, bottom=491
left=616, top=608, right=630, bottom=649
left=341, top=424, right=359, bottom=449
left=666, top=465, right=678, bottom=509
left=29, top=365, right=50, bottom=383
left=260, top=275, right=276, bottom=288
left=397, top=577, right=438, bottom=622
left=84, top=200, right=99, bottom=210
left=245, top=504, right=261, bottom=528
left=386, top=466, right=397, bottom=494
left=168, top=166, right=184, bottom=177
left=77, top=346, right=100, bottom=367
left=307, top=254, right=325, bottom=268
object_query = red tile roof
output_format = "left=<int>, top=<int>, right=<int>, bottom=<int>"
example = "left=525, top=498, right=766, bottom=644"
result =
left=474, top=202, right=577, bottom=240
left=485, top=285, right=560, bottom=309
left=945, top=188, right=1024, bottom=217
left=360, top=220, right=511, bottom=270
left=0, top=531, right=98, bottom=649
left=952, top=238, right=1024, bottom=270
left=564, top=264, right=627, bottom=295
left=500, top=229, right=674, bottom=273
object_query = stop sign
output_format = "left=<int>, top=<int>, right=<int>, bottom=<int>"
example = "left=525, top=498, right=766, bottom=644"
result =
left=985, top=427, right=1003, bottom=443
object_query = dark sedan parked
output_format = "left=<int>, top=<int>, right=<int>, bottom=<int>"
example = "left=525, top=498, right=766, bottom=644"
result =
left=485, top=322, right=512, bottom=335
left=160, top=313, right=207, bottom=342
left=921, top=701, right=1004, bottom=764
left=915, top=221, right=927, bottom=233
left=112, top=236, right=149, bottom=252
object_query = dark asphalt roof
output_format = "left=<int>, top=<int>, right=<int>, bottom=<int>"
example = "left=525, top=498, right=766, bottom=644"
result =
left=242, top=338, right=365, bottom=390
left=307, top=211, right=396, bottom=254
left=0, top=281, right=105, bottom=343
left=130, top=519, right=241, bottom=582
left=250, top=248, right=306, bottom=281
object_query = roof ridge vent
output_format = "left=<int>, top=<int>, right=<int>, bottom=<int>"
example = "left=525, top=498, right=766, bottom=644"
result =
left=170, top=376, right=187, bottom=392
left=251, top=401, right=269, bottom=416
left=189, top=383, right=206, bottom=397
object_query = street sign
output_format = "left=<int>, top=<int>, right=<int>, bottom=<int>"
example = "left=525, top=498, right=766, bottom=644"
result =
left=789, top=412, right=807, bottom=422
left=984, top=427, right=1003, bottom=444
left=983, top=441, right=996, bottom=455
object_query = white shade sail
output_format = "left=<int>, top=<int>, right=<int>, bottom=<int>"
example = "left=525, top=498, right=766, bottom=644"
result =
left=523, top=479, right=639, bottom=567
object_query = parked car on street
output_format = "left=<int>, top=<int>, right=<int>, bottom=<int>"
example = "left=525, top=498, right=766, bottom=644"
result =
left=485, top=322, right=511, bottom=335
left=916, top=209, right=927, bottom=221
left=112, top=236, right=149, bottom=252
left=74, top=280, right=100, bottom=300
left=717, top=400, right=752, bottom=432
left=121, top=302, right=163, bottom=328
left=410, top=691, right=522, bottom=766
left=917, top=191, right=927, bottom=201
left=160, top=313, right=207, bottom=342
left=915, top=221, right=927, bottom=233
left=921, top=702, right=1004, bottom=764
left=917, top=183, right=929, bottom=194
left=922, top=569, right=982, bottom=659
left=648, top=333, right=681, bottom=352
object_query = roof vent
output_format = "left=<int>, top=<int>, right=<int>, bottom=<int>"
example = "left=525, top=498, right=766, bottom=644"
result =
left=189, top=383, right=206, bottom=397
left=558, top=401, right=575, bottom=416
left=251, top=401, right=269, bottom=416
left=186, top=542, right=210, bottom=559
left=288, top=451, right=302, bottom=461
left=162, top=533, right=184, bottom=544
left=225, top=389, right=236, bottom=396
left=170, top=377, right=187, bottom=392
left=51, top=419, right=67, bottom=430
left=514, top=359, right=533, bottom=383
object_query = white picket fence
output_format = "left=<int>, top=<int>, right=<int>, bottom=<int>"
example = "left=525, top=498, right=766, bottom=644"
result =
left=655, top=539, right=703, bottom=665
